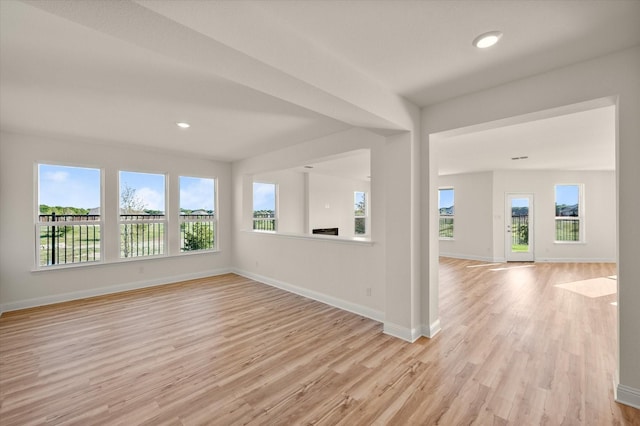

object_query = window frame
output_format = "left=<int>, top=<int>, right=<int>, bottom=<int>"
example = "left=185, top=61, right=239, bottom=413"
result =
left=438, top=187, right=455, bottom=240
left=179, top=176, right=218, bottom=253
left=554, top=183, right=584, bottom=243
left=118, top=170, right=168, bottom=259
left=354, top=191, right=368, bottom=236
left=35, top=162, right=104, bottom=269
left=252, top=181, right=278, bottom=232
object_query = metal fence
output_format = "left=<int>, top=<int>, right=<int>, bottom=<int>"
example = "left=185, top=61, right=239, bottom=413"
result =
left=439, top=217, right=454, bottom=238
left=180, top=215, right=215, bottom=251
left=556, top=218, right=580, bottom=241
left=511, top=215, right=529, bottom=246
left=253, top=211, right=276, bottom=231
left=120, top=214, right=165, bottom=258
left=38, top=213, right=101, bottom=266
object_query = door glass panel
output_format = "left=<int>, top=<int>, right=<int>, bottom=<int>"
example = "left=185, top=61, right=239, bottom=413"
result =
left=511, top=198, right=529, bottom=253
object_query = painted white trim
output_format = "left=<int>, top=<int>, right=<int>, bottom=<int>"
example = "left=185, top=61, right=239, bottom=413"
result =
left=383, top=321, right=421, bottom=343
left=422, top=318, right=442, bottom=338
left=439, top=252, right=496, bottom=262
left=0, top=268, right=232, bottom=314
left=232, top=268, right=384, bottom=323
left=616, top=383, right=640, bottom=409
left=242, top=229, right=374, bottom=246
left=535, top=258, right=616, bottom=263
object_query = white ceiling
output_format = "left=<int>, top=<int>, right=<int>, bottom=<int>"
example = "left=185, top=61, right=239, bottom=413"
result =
left=1, top=0, right=638, bottom=169
left=437, top=105, right=616, bottom=176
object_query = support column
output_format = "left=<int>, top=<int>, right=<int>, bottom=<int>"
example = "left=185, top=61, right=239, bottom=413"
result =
left=383, top=131, right=422, bottom=342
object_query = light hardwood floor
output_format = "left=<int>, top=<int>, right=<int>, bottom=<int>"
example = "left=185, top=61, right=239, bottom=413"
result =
left=1, top=259, right=639, bottom=425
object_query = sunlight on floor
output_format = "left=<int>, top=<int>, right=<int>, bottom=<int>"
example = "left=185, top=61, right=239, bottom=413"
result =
left=555, top=277, right=617, bottom=298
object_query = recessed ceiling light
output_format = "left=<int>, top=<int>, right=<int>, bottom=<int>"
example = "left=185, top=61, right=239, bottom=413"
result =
left=176, top=122, right=190, bottom=129
left=473, top=31, right=503, bottom=49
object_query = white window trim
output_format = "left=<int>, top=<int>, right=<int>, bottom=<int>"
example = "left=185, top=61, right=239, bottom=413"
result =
left=554, top=183, right=585, bottom=244
left=438, top=187, right=455, bottom=240
left=354, top=191, right=368, bottom=236
left=34, top=163, right=105, bottom=269
left=252, top=181, right=278, bottom=232
left=179, top=176, right=218, bottom=253
left=118, top=171, right=168, bottom=259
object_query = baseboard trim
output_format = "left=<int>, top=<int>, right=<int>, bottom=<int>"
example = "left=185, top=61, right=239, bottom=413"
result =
left=615, top=383, right=640, bottom=409
left=383, top=321, right=421, bottom=343
left=0, top=268, right=232, bottom=314
left=232, top=268, right=384, bottom=324
left=439, top=253, right=496, bottom=262
left=535, top=258, right=616, bottom=263
left=422, top=318, right=442, bottom=338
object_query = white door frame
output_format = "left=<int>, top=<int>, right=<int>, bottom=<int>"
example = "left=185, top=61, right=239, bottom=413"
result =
left=505, top=193, right=534, bottom=262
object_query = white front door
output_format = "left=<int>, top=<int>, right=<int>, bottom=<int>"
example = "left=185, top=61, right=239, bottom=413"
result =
left=505, top=194, right=534, bottom=262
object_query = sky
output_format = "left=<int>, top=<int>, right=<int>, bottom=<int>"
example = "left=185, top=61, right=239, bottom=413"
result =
left=39, top=165, right=215, bottom=212
left=253, top=182, right=276, bottom=211
left=438, top=188, right=454, bottom=209
left=180, top=176, right=215, bottom=210
left=39, top=164, right=100, bottom=209
left=556, top=185, right=579, bottom=206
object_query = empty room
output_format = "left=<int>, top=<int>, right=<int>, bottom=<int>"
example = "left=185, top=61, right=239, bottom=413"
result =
left=1, top=1, right=639, bottom=424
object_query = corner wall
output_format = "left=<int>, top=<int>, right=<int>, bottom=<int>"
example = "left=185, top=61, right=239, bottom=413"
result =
left=423, top=46, right=640, bottom=408
left=0, top=131, right=232, bottom=312
left=231, top=128, right=387, bottom=320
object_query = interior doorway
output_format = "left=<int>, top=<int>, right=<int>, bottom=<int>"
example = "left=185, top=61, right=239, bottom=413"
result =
left=505, top=193, right=534, bottom=262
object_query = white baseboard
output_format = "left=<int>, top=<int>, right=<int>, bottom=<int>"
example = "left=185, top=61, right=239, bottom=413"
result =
left=232, top=268, right=384, bottom=324
left=615, top=383, right=640, bottom=409
left=0, top=268, right=232, bottom=314
left=439, top=253, right=496, bottom=262
left=535, top=258, right=616, bottom=263
left=422, top=318, right=441, bottom=338
left=383, top=321, right=421, bottom=343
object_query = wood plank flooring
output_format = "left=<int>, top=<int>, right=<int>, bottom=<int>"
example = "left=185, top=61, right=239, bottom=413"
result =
left=1, top=259, right=639, bottom=425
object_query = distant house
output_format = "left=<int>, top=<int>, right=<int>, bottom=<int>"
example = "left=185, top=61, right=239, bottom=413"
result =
left=558, top=204, right=579, bottom=216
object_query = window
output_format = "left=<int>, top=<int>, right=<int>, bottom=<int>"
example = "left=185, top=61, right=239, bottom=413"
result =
left=37, top=164, right=102, bottom=267
left=119, top=171, right=166, bottom=258
left=354, top=191, right=367, bottom=235
left=555, top=184, right=583, bottom=242
left=439, top=188, right=454, bottom=239
left=253, top=182, right=277, bottom=231
left=180, top=176, right=216, bottom=252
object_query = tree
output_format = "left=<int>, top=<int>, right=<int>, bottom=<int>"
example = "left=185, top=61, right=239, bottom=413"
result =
left=183, top=222, right=213, bottom=251
left=120, top=184, right=146, bottom=257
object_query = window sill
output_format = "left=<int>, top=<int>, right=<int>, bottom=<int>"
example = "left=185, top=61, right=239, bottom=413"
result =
left=245, top=230, right=374, bottom=246
left=32, top=249, right=221, bottom=272
left=553, top=241, right=585, bottom=245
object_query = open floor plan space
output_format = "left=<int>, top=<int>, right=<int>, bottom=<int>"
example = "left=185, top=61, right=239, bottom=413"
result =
left=1, top=259, right=637, bottom=425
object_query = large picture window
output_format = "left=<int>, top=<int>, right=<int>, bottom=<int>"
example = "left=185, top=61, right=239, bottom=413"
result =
left=555, top=184, right=583, bottom=242
left=37, top=164, right=102, bottom=267
left=180, top=176, right=216, bottom=252
left=119, top=171, right=166, bottom=258
left=439, top=188, right=454, bottom=239
left=253, top=182, right=277, bottom=231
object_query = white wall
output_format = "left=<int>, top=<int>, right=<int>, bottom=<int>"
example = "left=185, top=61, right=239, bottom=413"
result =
left=231, top=128, right=387, bottom=320
left=492, top=170, right=616, bottom=262
left=423, top=46, right=640, bottom=407
left=0, top=131, right=232, bottom=312
left=438, top=172, right=494, bottom=261
left=308, top=173, right=370, bottom=238
left=438, top=170, right=616, bottom=263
